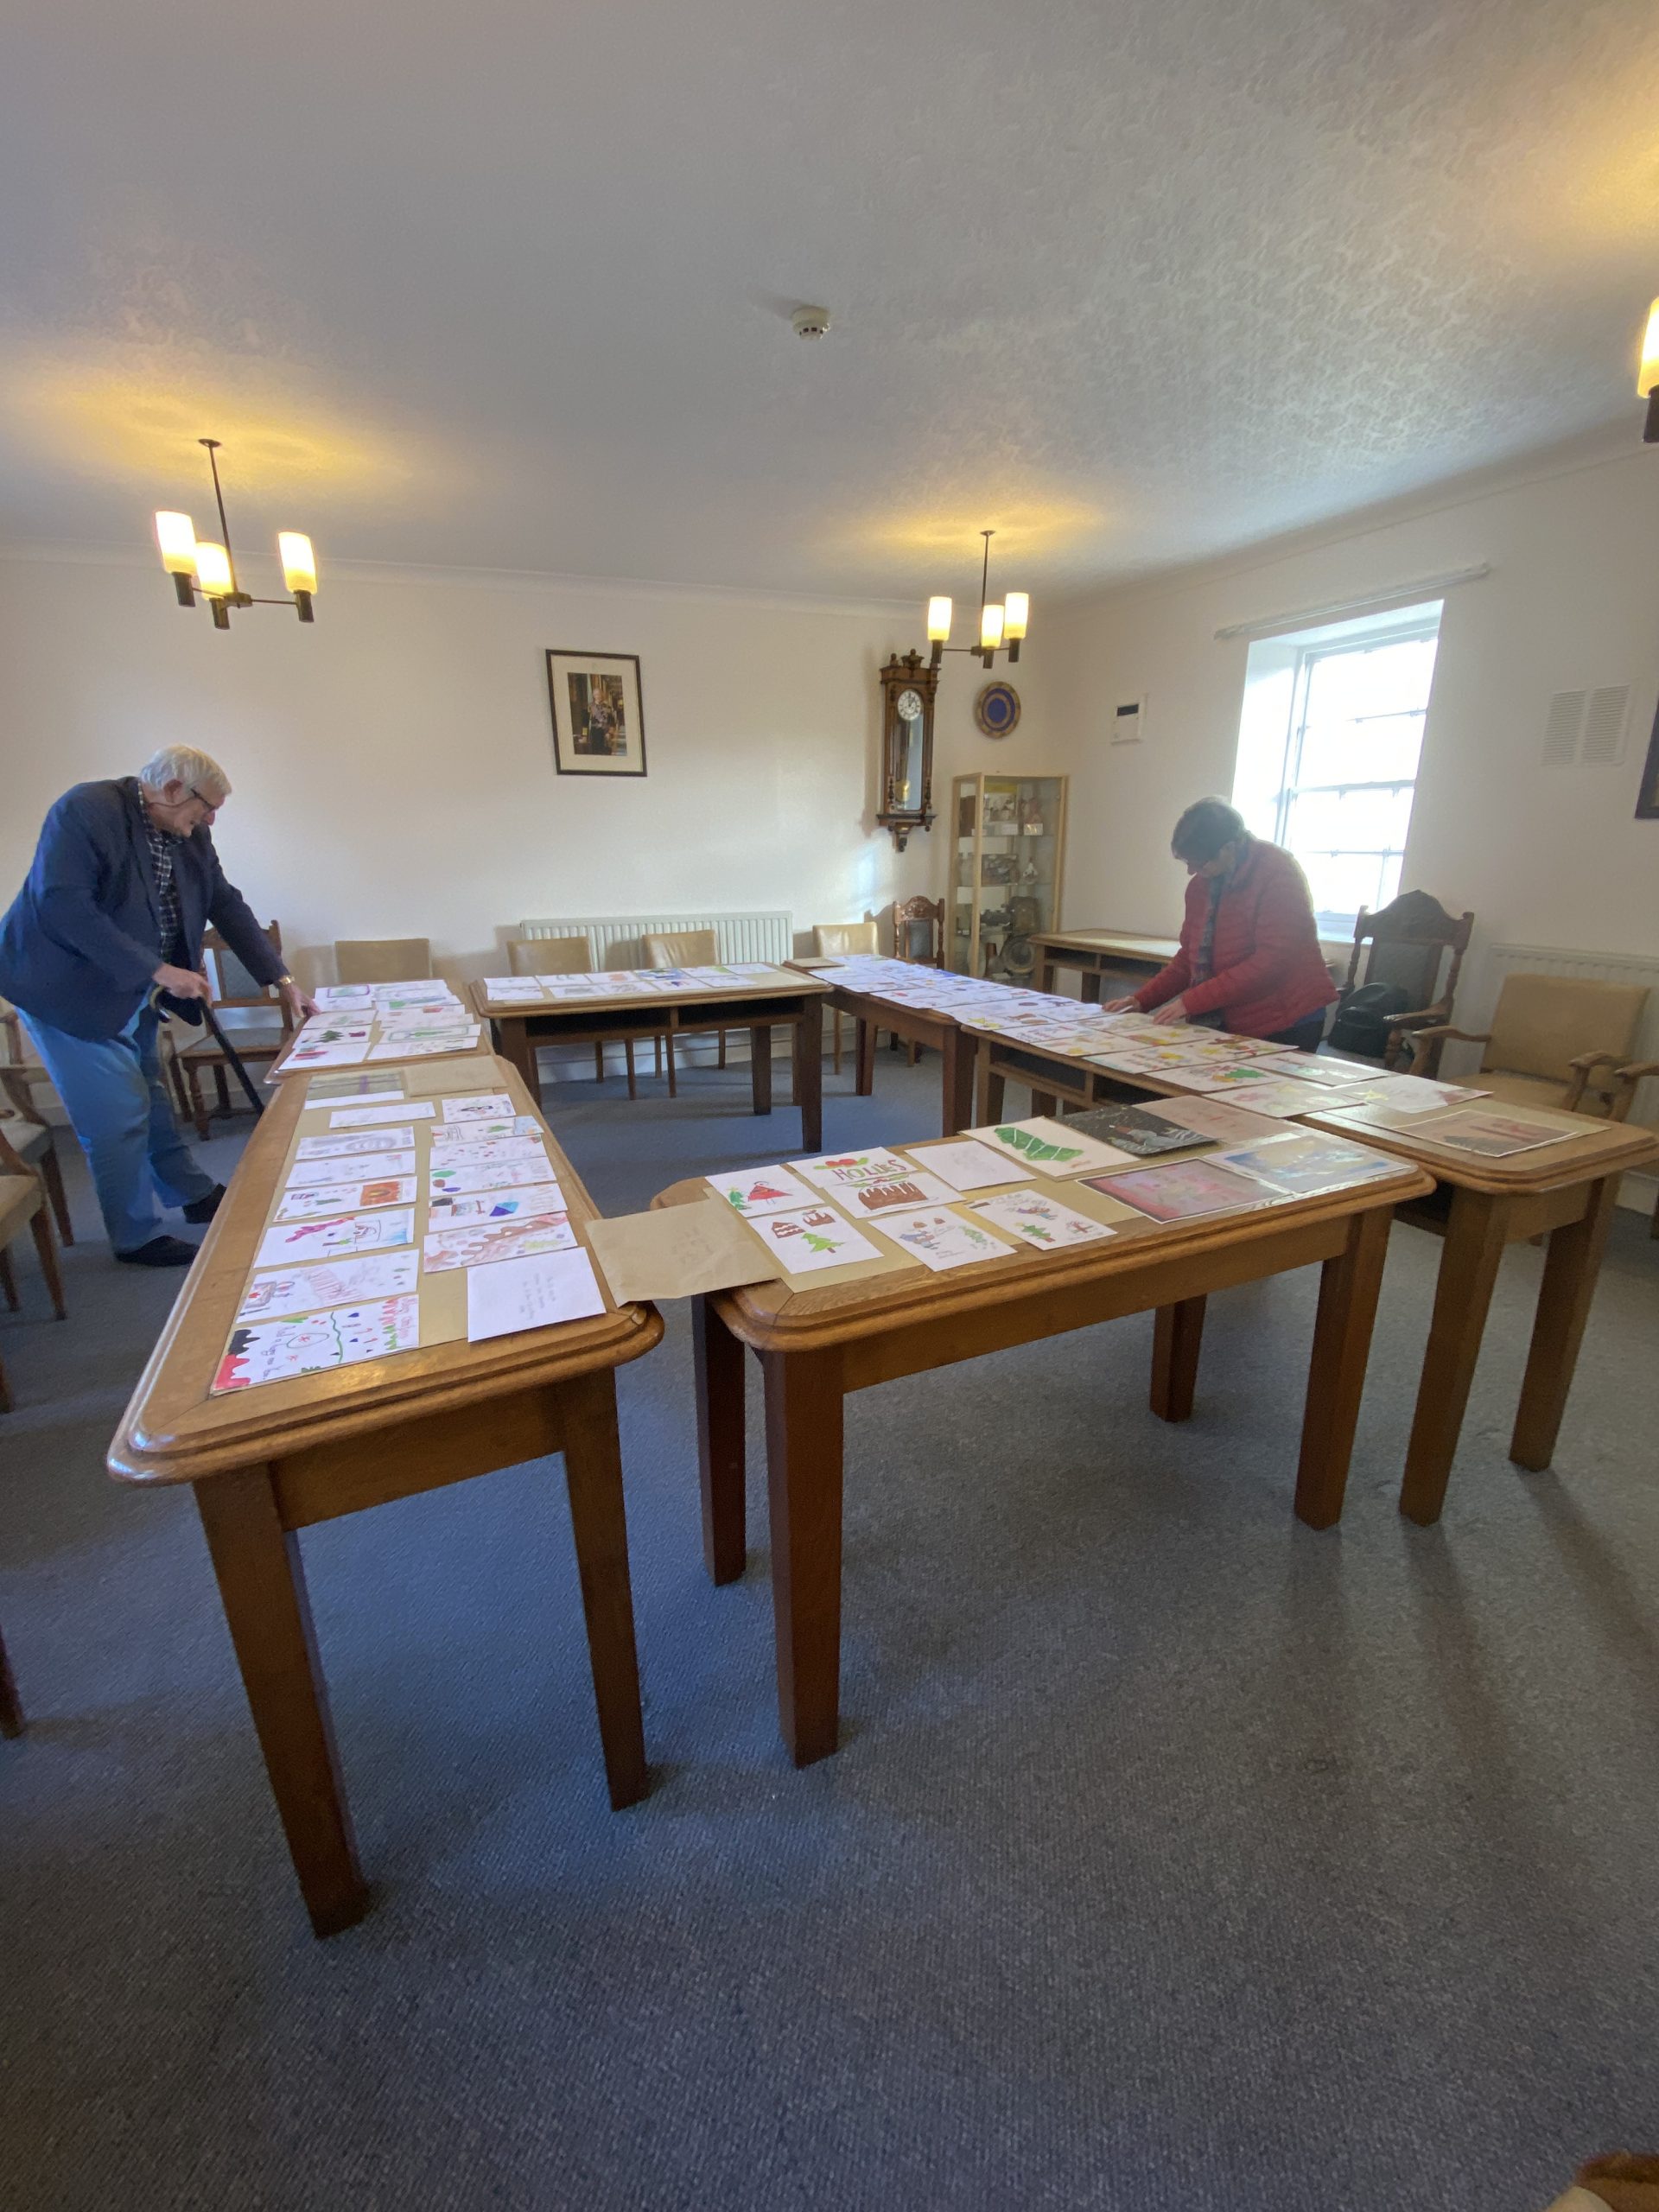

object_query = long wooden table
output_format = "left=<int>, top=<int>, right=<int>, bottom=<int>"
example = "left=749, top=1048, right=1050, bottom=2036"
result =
left=1032, top=928, right=1182, bottom=1001
left=472, top=972, right=830, bottom=1151
left=971, top=1027, right=1659, bottom=1525
left=107, top=1052, right=662, bottom=1937
left=660, top=1143, right=1431, bottom=1764
left=787, top=961, right=979, bottom=1137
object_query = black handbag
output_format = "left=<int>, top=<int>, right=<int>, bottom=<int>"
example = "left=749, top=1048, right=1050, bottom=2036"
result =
left=1329, top=981, right=1411, bottom=1059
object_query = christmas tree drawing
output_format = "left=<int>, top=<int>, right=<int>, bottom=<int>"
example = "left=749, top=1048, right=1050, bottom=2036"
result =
left=801, top=1228, right=840, bottom=1255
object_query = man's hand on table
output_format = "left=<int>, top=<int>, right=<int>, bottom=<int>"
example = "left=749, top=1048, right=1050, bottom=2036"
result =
left=279, top=980, right=320, bottom=1020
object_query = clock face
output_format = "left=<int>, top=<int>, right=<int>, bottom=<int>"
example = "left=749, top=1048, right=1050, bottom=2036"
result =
left=896, top=688, right=924, bottom=722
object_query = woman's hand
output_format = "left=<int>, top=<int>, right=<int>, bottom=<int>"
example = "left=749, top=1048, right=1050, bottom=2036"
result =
left=1150, top=995, right=1189, bottom=1026
left=1102, top=995, right=1140, bottom=1013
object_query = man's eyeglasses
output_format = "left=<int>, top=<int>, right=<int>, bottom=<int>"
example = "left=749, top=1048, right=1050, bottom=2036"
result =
left=188, top=785, right=222, bottom=813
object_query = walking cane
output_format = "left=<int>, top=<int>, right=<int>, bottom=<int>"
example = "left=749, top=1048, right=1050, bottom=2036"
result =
left=151, top=986, right=266, bottom=1120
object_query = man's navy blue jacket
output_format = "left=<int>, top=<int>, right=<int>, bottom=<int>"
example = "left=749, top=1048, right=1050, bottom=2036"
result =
left=0, top=779, right=284, bottom=1041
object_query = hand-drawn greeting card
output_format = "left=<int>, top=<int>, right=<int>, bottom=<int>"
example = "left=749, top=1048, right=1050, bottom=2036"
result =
left=284, top=1148, right=417, bottom=1188
left=907, top=1138, right=1035, bottom=1191
left=1402, top=1109, right=1573, bottom=1156
left=970, top=1120, right=1137, bottom=1176
left=746, top=1205, right=882, bottom=1274
left=212, top=1295, right=420, bottom=1394
left=1082, top=1160, right=1269, bottom=1222
left=285, top=1039, right=371, bottom=1069
left=429, top=1118, right=541, bottom=1147
left=296, top=1020, right=374, bottom=1046
left=255, top=1209, right=417, bottom=1268
left=1213, top=1138, right=1402, bottom=1196
left=1062, top=1104, right=1207, bottom=1159
left=296, top=1128, right=418, bottom=1161
left=237, top=1251, right=419, bottom=1325
left=427, top=1158, right=562, bottom=1195
left=421, top=1135, right=549, bottom=1168
left=427, top=1184, right=565, bottom=1224
left=423, top=1215, right=579, bottom=1272
left=793, top=1150, right=917, bottom=1191
left=276, top=1177, right=417, bottom=1221
left=326, top=1100, right=435, bottom=1128
left=840, top=1173, right=961, bottom=1217
left=880, top=1209, right=1014, bottom=1272
left=368, top=1035, right=477, bottom=1060
left=440, top=1093, right=518, bottom=1122
left=706, top=1166, right=818, bottom=1217
left=969, top=1191, right=1116, bottom=1249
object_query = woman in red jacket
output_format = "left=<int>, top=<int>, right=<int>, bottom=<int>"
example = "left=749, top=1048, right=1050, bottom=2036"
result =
left=1105, top=798, right=1337, bottom=1049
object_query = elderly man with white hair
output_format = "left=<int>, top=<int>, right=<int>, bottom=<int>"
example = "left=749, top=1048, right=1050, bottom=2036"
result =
left=0, top=746, right=315, bottom=1266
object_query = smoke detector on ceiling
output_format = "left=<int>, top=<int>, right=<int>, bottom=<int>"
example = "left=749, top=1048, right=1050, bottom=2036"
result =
left=791, top=305, right=832, bottom=339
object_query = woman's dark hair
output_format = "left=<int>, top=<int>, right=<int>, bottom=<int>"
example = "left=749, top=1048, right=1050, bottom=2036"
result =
left=1171, top=798, right=1246, bottom=864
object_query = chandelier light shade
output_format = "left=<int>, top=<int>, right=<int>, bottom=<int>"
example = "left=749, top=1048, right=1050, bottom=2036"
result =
left=1640, top=297, right=1659, bottom=442
left=153, top=438, right=319, bottom=630
left=925, top=531, right=1029, bottom=669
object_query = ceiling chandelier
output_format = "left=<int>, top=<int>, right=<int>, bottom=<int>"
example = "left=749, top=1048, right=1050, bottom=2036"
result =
left=924, top=529, right=1029, bottom=670
left=153, top=438, right=318, bottom=631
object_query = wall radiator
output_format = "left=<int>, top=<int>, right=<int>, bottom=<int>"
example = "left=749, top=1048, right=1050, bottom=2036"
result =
left=519, top=910, right=795, bottom=968
left=517, top=910, right=798, bottom=1069
left=1472, top=943, right=1659, bottom=1211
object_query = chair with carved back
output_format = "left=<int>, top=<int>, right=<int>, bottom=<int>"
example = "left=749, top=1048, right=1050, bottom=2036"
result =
left=889, top=897, right=946, bottom=1065
left=0, top=1005, right=73, bottom=1247
left=1608, top=1055, right=1659, bottom=1239
left=813, top=920, right=880, bottom=1073
left=642, top=930, right=740, bottom=1096
left=1406, top=973, right=1648, bottom=1120
left=1336, top=891, right=1474, bottom=1067
left=174, top=924, right=295, bottom=1139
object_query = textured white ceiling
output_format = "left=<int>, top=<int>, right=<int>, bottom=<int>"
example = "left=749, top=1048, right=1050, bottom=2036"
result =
left=3, top=0, right=1657, bottom=601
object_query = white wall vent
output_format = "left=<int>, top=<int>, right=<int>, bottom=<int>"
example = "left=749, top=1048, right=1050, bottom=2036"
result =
left=1111, top=696, right=1146, bottom=745
left=1542, top=684, right=1630, bottom=767
left=1581, top=684, right=1630, bottom=765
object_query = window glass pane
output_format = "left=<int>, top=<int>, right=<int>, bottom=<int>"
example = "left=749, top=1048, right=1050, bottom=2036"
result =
left=1301, top=850, right=1390, bottom=924
left=1285, top=785, right=1414, bottom=854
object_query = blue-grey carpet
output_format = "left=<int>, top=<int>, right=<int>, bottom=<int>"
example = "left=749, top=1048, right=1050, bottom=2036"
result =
left=2, top=1055, right=1656, bottom=2212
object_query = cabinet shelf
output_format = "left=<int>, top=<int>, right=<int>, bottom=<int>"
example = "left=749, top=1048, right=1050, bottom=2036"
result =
left=949, top=772, right=1068, bottom=980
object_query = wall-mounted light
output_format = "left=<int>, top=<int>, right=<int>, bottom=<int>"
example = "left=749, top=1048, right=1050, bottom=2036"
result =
left=1640, top=297, right=1659, bottom=442
left=152, top=438, right=319, bottom=631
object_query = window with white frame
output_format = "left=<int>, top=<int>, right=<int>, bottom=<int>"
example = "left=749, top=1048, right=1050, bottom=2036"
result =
left=1230, top=600, right=1443, bottom=936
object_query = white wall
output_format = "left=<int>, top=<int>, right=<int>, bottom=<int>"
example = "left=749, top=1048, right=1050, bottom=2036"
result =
left=1046, top=441, right=1659, bottom=971
left=0, top=553, right=1054, bottom=987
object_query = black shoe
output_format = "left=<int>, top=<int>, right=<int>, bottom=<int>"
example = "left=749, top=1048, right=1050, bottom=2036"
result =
left=115, top=1236, right=199, bottom=1268
left=182, top=1185, right=226, bottom=1224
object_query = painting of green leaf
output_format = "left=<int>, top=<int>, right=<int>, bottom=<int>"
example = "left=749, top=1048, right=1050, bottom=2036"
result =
left=994, top=1126, right=1082, bottom=1164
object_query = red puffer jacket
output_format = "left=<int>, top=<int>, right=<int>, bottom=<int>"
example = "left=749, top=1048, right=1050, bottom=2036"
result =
left=1133, top=837, right=1336, bottom=1039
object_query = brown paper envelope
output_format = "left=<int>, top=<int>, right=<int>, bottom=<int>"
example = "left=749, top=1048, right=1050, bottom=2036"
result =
left=587, top=1201, right=782, bottom=1304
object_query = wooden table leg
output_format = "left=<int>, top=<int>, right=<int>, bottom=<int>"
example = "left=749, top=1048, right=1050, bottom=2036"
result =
left=30, top=1208, right=67, bottom=1320
left=750, top=1026, right=773, bottom=1116
left=493, top=1015, right=540, bottom=1106
left=194, top=1468, right=369, bottom=1939
left=1510, top=1174, right=1620, bottom=1472
left=762, top=1345, right=845, bottom=1765
left=0, top=1621, right=23, bottom=1738
left=793, top=1011, right=823, bottom=1152
left=556, top=1370, right=649, bottom=1811
left=979, top=1061, right=1007, bottom=1123
left=1398, top=1187, right=1510, bottom=1527
left=694, top=1294, right=747, bottom=1584
left=1150, top=1297, right=1206, bottom=1421
left=1294, top=1205, right=1393, bottom=1529
left=854, top=1015, right=874, bottom=1096
left=1039, top=959, right=1056, bottom=994
left=941, top=1023, right=976, bottom=1135
left=1080, top=969, right=1103, bottom=1005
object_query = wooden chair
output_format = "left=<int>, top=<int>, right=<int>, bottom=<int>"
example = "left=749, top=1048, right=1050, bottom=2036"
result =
left=0, top=1123, right=68, bottom=1415
left=334, top=938, right=433, bottom=986
left=173, top=925, right=295, bottom=1139
left=1407, top=973, right=1649, bottom=1119
left=643, top=930, right=734, bottom=1096
left=0, top=1007, right=73, bottom=1246
left=1610, top=1056, right=1659, bottom=1238
left=814, top=919, right=880, bottom=1073
left=508, top=937, right=620, bottom=1084
left=0, top=1621, right=22, bottom=1738
left=888, top=896, right=946, bottom=1065
left=1336, top=890, right=1474, bottom=1066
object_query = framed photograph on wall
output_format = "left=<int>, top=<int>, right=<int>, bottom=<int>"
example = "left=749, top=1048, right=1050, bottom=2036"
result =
left=546, top=650, right=648, bottom=779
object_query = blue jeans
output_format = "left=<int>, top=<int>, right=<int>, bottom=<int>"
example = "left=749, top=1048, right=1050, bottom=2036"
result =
left=25, top=1004, right=214, bottom=1252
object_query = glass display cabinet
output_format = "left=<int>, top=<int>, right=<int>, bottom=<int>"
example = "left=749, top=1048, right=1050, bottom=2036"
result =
left=950, top=772, right=1068, bottom=980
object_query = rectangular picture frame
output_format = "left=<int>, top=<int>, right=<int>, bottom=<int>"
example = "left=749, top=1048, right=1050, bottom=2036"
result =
left=546, top=649, right=648, bottom=779
left=1637, top=694, right=1659, bottom=820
